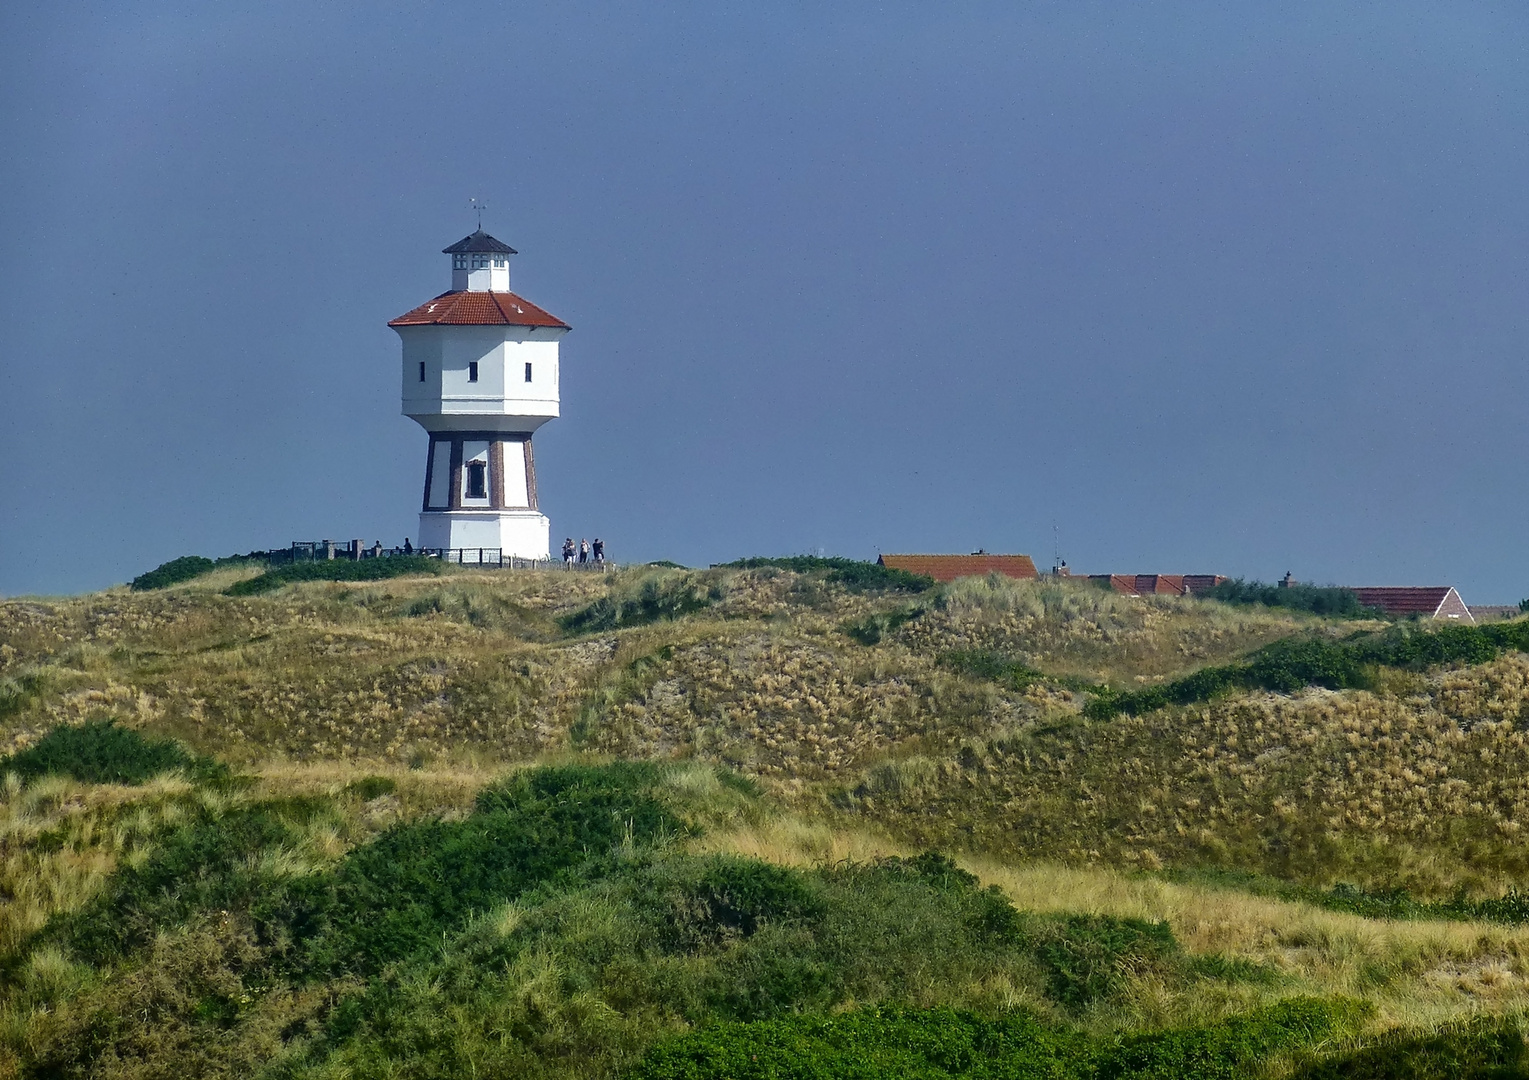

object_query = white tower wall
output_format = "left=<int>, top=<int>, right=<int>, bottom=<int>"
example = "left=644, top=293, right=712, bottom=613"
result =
left=390, top=229, right=570, bottom=560
left=399, top=326, right=562, bottom=432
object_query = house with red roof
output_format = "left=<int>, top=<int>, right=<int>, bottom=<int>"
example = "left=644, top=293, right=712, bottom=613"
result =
left=1072, top=573, right=1227, bottom=597
left=1346, top=587, right=1474, bottom=622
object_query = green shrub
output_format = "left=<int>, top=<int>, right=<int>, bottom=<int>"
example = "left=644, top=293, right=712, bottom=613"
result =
left=719, top=556, right=934, bottom=594
left=657, top=857, right=825, bottom=950
left=1087, top=620, right=1529, bottom=719
left=630, top=1004, right=1094, bottom=1080
left=630, top=997, right=1358, bottom=1080
left=843, top=605, right=925, bottom=645
left=560, top=572, right=717, bottom=633
left=130, top=555, right=216, bottom=590
left=297, top=763, right=687, bottom=975
left=224, top=555, right=442, bottom=596
left=0, top=720, right=215, bottom=787
left=1106, top=996, right=1366, bottom=1079
left=344, top=775, right=397, bottom=801
left=1291, top=1013, right=1527, bottom=1079
left=1030, top=914, right=1180, bottom=1009
left=49, top=799, right=323, bottom=961
left=939, top=649, right=1046, bottom=691
left=1204, top=578, right=1379, bottom=619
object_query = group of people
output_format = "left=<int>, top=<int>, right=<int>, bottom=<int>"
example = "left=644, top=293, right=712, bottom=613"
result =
left=562, top=537, right=605, bottom=566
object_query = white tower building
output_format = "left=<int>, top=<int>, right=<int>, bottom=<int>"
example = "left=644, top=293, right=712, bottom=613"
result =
left=389, top=230, right=570, bottom=559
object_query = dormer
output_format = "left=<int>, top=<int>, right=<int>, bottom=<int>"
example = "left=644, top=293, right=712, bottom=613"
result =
left=443, top=229, right=517, bottom=292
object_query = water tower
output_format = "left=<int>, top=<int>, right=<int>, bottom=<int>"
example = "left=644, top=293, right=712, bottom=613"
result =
left=389, top=229, right=570, bottom=559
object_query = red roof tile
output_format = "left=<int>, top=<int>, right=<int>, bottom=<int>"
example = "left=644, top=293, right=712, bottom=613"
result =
left=1347, top=587, right=1461, bottom=618
left=878, top=554, right=1038, bottom=583
left=389, top=291, right=569, bottom=329
left=1077, top=573, right=1226, bottom=596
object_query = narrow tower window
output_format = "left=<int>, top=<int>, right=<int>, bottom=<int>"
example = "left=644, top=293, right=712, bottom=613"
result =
left=418, top=361, right=425, bottom=382
left=524, top=362, right=533, bottom=383
left=465, top=461, right=487, bottom=500
left=468, top=361, right=479, bottom=383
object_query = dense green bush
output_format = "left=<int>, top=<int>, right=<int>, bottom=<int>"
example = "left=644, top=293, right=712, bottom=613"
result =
left=1204, top=578, right=1379, bottom=619
left=42, top=761, right=686, bottom=978
left=843, top=605, right=925, bottom=645
left=18, top=757, right=1376, bottom=1079
left=344, top=775, right=398, bottom=801
left=1291, top=1013, right=1528, bottom=1079
left=0, top=719, right=216, bottom=787
left=939, top=649, right=1046, bottom=691
left=224, top=554, right=441, bottom=596
left=656, top=856, right=826, bottom=950
left=130, top=554, right=216, bottom=590
left=719, top=556, right=935, bottom=594
left=1087, top=620, right=1529, bottom=719
left=296, top=763, right=688, bottom=975
left=49, top=799, right=324, bottom=961
left=630, top=997, right=1359, bottom=1080
left=1031, top=915, right=1180, bottom=1009
left=561, top=572, right=718, bottom=633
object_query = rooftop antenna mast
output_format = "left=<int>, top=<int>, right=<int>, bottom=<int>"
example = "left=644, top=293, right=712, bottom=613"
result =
left=1052, top=523, right=1066, bottom=576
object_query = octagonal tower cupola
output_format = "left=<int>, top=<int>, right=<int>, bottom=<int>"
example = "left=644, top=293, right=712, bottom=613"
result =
left=444, top=229, right=517, bottom=292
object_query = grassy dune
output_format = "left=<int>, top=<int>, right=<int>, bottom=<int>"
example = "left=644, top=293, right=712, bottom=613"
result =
left=5, top=562, right=1529, bottom=1076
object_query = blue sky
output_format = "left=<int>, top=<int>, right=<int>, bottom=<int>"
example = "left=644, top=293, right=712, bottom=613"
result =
left=3, top=3, right=1528, bottom=601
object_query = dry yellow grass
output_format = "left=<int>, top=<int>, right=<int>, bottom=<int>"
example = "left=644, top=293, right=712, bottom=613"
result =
left=0, top=772, right=199, bottom=953
left=701, top=814, right=1529, bottom=1031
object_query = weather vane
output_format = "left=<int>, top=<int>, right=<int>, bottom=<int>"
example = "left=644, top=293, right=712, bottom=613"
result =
left=469, top=196, right=489, bottom=229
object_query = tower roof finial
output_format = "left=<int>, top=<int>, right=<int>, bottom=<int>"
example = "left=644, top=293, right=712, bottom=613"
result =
left=469, top=196, right=488, bottom=230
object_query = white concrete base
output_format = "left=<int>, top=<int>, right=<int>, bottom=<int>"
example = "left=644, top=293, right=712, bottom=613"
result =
left=418, top=510, right=550, bottom=560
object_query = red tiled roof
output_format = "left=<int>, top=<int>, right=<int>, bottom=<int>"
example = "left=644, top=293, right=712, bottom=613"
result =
left=1347, top=587, right=1455, bottom=618
left=878, top=554, right=1038, bottom=583
left=1182, top=575, right=1227, bottom=594
left=1078, top=573, right=1226, bottom=596
left=389, top=291, right=569, bottom=329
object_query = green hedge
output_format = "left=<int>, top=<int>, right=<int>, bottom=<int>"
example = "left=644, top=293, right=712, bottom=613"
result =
left=130, top=555, right=216, bottom=590
left=630, top=997, right=1361, bottom=1080
left=718, top=556, right=935, bottom=594
left=224, top=555, right=441, bottom=596
left=0, top=720, right=223, bottom=787
left=1086, top=620, right=1529, bottom=719
left=1203, top=578, right=1379, bottom=619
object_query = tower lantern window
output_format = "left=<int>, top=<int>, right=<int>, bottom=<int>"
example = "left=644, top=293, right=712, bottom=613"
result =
left=453, top=254, right=468, bottom=270
left=471, top=253, right=491, bottom=270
